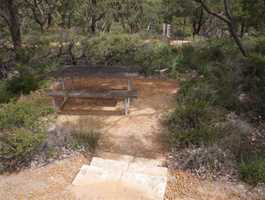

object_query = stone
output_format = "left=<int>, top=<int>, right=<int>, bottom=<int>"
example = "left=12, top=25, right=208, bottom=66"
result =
left=72, top=155, right=168, bottom=200
left=121, top=172, right=167, bottom=200
left=72, top=165, right=123, bottom=186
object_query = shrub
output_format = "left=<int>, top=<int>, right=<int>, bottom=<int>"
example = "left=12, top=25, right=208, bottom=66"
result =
left=0, top=128, right=46, bottom=171
left=0, top=92, right=54, bottom=129
left=0, top=80, right=13, bottom=103
left=135, top=41, right=177, bottom=75
left=83, top=33, right=142, bottom=65
left=240, top=158, right=265, bottom=184
left=168, top=100, right=223, bottom=147
left=240, top=54, right=265, bottom=117
left=170, top=145, right=236, bottom=177
left=70, top=129, right=101, bottom=152
left=177, top=79, right=217, bottom=105
left=7, top=73, right=39, bottom=95
left=82, top=33, right=178, bottom=75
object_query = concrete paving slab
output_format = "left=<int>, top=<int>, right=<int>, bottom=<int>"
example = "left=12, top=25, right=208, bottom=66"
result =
left=128, top=164, right=168, bottom=177
left=95, top=151, right=134, bottom=163
left=72, top=165, right=123, bottom=186
left=72, top=155, right=168, bottom=200
left=121, top=172, right=167, bottom=200
left=90, top=157, right=129, bottom=172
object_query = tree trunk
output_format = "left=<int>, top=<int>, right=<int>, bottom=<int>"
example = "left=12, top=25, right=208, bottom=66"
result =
left=91, top=16, right=96, bottom=33
left=5, top=0, right=22, bottom=54
left=192, top=8, right=204, bottom=37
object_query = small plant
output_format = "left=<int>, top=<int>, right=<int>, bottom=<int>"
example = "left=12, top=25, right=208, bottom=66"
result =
left=240, top=158, right=265, bottom=184
left=7, top=73, right=39, bottom=95
left=0, top=80, right=13, bottom=103
left=168, top=99, right=223, bottom=147
left=70, top=129, right=101, bottom=152
left=0, top=128, right=46, bottom=172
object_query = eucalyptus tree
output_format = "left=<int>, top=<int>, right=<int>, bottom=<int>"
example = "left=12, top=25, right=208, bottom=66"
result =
left=0, top=0, right=22, bottom=54
left=24, top=0, right=59, bottom=32
left=194, top=0, right=248, bottom=56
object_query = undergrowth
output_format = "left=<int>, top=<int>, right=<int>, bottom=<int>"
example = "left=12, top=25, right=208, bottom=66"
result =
left=167, top=38, right=265, bottom=184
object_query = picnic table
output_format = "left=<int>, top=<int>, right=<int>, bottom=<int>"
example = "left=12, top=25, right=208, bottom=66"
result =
left=47, top=66, right=139, bottom=115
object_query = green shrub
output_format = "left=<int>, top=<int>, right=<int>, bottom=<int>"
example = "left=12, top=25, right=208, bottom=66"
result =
left=168, top=100, right=223, bottom=147
left=241, top=54, right=265, bottom=117
left=0, top=128, right=46, bottom=171
left=0, top=92, right=54, bottom=129
left=83, top=33, right=142, bottom=65
left=177, top=80, right=217, bottom=105
left=240, top=158, right=265, bottom=184
left=7, top=74, right=39, bottom=95
left=70, top=129, right=101, bottom=152
left=0, top=80, right=13, bottom=103
left=135, top=41, right=177, bottom=75
left=82, top=33, right=178, bottom=75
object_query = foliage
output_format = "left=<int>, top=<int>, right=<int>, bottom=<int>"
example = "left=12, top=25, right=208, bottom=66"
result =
left=0, top=80, right=12, bottom=103
left=240, top=54, right=265, bottom=117
left=7, top=73, right=39, bottom=95
left=83, top=33, right=142, bottom=65
left=0, top=128, right=46, bottom=172
left=135, top=40, right=177, bottom=75
left=69, top=129, right=101, bottom=152
left=0, top=92, right=54, bottom=129
left=82, top=33, right=177, bottom=75
left=240, top=158, right=265, bottom=184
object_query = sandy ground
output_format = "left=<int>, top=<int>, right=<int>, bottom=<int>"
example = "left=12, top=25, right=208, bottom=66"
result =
left=0, top=153, right=88, bottom=200
left=53, top=77, right=178, bottom=159
left=0, top=78, right=264, bottom=200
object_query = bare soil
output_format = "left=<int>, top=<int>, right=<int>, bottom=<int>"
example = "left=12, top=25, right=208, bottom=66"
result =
left=53, top=77, right=178, bottom=159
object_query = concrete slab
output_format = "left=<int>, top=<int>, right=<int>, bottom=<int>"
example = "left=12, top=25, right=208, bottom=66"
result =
left=95, top=151, right=134, bottom=163
left=128, top=164, right=168, bottom=177
left=72, top=155, right=168, bottom=200
left=90, top=157, right=129, bottom=172
left=121, top=172, right=167, bottom=200
left=72, top=165, right=123, bottom=186
left=71, top=181, right=155, bottom=200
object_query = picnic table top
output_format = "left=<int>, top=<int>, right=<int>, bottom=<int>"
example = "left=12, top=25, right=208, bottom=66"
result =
left=51, top=65, right=141, bottom=79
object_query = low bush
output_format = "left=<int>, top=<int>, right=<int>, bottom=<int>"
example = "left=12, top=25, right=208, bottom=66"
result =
left=240, top=158, right=265, bottom=184
left=240, top=54, right=265, bottom=117
left=168, top=99, right=224, bottom=147
left=0, top=80, right=12, bottom=103
left=0, top=92, right=54, bottom=129
left=170, top=145, right=236, bottom=177
left=135, top=41, right=177, bottom=75
left=82, top=33, right=177, bottom=75
left=0, top=128, right=46, bottom=172
left=69, top=129, right=101, bottom=152
left=83, top=33, right=142, bottom=65
left=168, top=37, right=265, bottom=184
left=7, top=73, right=39, bottom=95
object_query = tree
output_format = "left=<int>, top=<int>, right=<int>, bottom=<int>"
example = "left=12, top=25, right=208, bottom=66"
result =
left=194, top=0, right=248, bottom=57
left=24, top=0, right=58, bottom=32
left=0, top=0, right=22, bottom=54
